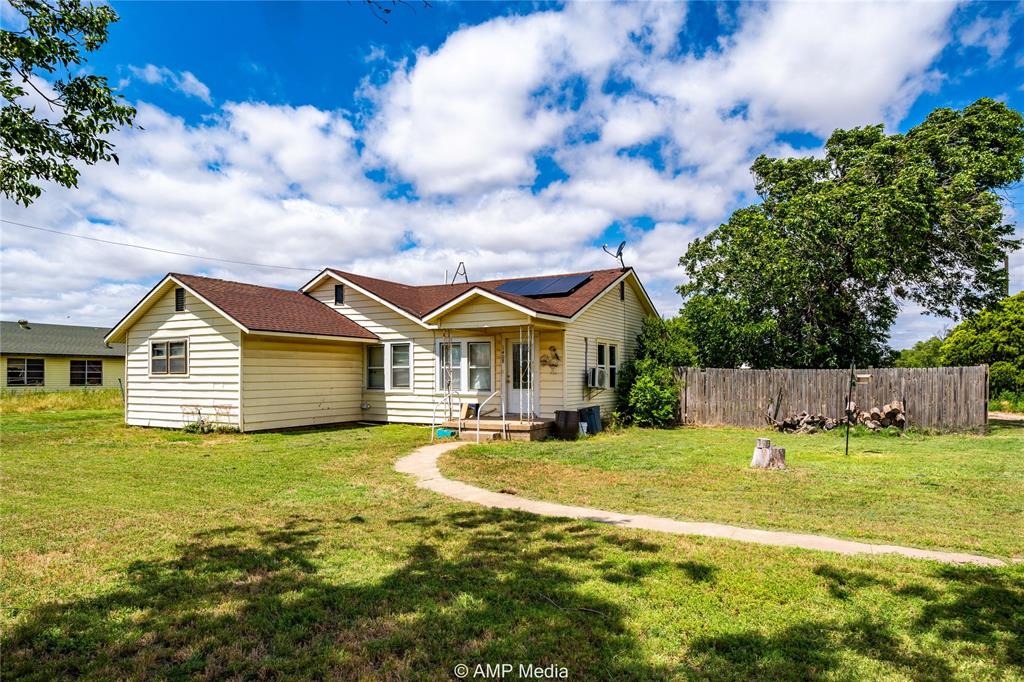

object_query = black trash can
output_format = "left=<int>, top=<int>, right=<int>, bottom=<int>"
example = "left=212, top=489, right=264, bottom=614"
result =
left=578, top=405, right=602, bottom=435
left=554, top=410, right=580, bottom=440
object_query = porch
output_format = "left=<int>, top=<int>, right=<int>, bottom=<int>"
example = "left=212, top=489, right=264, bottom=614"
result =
left=440, top=415, right=554, bottom=442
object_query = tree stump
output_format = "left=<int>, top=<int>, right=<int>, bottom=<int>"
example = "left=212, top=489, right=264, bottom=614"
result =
left=751, top=438, right=772, bottom=468
left=768, top=446, right=786, bottom=469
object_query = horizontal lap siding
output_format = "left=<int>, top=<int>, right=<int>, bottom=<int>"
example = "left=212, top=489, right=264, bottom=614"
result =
left=538, top=329, right=565, bottom=417
left=311, top=281, right=500, bottom=424
left=125, top=288, right=240, bottom=428
left=565, top=278, right=647, bottom=418
left=438, top=298, right=528, bottom=328
left=241, top=336, right=362, bottom=431
left=1, top=356, right=124, bottom=391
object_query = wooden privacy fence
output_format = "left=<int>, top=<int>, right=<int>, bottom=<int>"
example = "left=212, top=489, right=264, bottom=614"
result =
left=678, top=366, right=989, bottom=432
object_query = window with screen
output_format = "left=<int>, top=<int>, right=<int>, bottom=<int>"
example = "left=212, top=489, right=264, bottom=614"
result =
left=70, top=360, right=103, bottom=386
left=367, top=345, right=385, bottom=390
left=468, top=342, right=491, bottom=391
left=6, top=358, right=44, bottom=386
left=437, top=342, right=462, bottom=391
left=390, top=343, right=410, bottom=389
left=151, top=340, right=187, bottom=375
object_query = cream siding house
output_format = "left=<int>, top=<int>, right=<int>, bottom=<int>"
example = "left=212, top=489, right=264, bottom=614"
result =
left=2, top=321, right=125, bottom=392
left=106, top=267, right=657, bottom=436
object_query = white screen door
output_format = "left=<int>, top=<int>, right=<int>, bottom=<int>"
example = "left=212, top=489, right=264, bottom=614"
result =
left=506, top=341, right=533, bottom=415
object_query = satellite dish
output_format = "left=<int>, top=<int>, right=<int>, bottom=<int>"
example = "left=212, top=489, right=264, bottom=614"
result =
left=602, top=241, right=627, bottom=270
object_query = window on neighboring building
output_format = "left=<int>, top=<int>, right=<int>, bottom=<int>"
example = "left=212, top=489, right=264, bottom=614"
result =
left=334, top=284, right=345, bottom=305
left=468, top=341, right=492, bottom=391
left=151, top=340, right=188, bottom=375
left=174, top=287, right=186, bottom=312
left=70, top=360, right=103, bottom=386
left=390, top=343, right=410, bottom=389
left=367, top=345, right=385, bottom=390
left=6, top=358, right=44, bottom=386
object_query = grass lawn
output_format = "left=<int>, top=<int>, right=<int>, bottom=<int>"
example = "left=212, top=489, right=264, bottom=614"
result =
left=2, top=402, right=1023, bottom=680
left=442, top=425, right=1024, bottom=560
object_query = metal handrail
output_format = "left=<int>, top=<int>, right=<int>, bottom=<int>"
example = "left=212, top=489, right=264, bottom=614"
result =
left=475, top=390, right=502, bottom=443
left=430, top=387, right=457, bottom=442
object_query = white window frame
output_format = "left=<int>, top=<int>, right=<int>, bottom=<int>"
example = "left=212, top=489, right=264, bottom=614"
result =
left=366, top=344, right=385, bottom=391
left=388, top=342, right=412, bottom=392
left=435, top=338, right=493, bottom=394
left=149, top=339, right=188, bottom=377
left=596, top=341, right=618, bottom=389
left=366, top=341, right=414, bottom=393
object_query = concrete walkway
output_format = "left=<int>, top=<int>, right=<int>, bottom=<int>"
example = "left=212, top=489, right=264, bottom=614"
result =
left=395, top=442, right=1006, bottom=567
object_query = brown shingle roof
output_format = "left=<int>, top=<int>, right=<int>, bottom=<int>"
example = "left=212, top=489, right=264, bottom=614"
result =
left=172, top=274, right=377, bottom=340
left=326, top=268, right=632, bottom=319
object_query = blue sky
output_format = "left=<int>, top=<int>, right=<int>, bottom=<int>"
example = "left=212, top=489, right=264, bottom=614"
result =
left=1, top=0, right=1022, bottom=349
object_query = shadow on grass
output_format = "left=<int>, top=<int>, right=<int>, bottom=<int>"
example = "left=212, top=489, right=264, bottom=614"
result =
left=3, top=511, right=670, bottom=680
left=688, top=563, right=1023, bottom=680
left=5, top=512, right=1023, bottom=680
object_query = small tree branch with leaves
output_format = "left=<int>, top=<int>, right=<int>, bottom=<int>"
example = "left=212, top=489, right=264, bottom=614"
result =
left=1, top=0, right=135, bottom=206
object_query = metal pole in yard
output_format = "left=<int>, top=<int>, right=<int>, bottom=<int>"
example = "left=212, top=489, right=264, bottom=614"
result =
left=845, top=361, right=855, bottom=457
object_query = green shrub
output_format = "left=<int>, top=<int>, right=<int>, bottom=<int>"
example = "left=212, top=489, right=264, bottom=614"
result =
left=989, top=390, right=1024, bottom=414
left=625, top=359, right=680, bottom=428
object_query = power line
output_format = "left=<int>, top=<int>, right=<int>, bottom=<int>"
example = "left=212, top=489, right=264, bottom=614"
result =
left=0, top=218, right=321, bottom=272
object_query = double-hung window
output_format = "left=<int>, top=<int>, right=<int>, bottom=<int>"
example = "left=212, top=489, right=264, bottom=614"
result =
left=70, top=360, right=103, bottom=386
left=367, top=345, right=385, bottom=390
left=596, top=342, right=618, bottom=389
left=436, top=340, right=492, bottom=392
left=367, top=342, right=411, bottom=391
left=151, top=340, right=187, bottom=375
left=437, top=342, right=462, bottom=392
left=468, top=342, right=492, bottom=391
left=390, top=343, right=411, bottom=389
left=6, top=358, right=44, bottom=386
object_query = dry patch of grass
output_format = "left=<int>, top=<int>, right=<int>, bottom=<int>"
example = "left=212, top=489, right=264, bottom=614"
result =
left=1, top=388, right=122, bottom=414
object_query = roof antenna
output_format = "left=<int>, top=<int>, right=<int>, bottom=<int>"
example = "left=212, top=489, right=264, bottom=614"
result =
left=450, top=261, right=469, bottom=285
left=602, top=241, right=627, bottom=270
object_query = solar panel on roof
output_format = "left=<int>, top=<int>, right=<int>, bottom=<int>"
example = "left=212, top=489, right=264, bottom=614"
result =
left=495, top=274, right=591, bottom=298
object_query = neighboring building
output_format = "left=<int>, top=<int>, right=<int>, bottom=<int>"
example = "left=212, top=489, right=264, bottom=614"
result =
left=1, top=320, right=125, bottom=392
left=104, top=267, right=657, bottom=435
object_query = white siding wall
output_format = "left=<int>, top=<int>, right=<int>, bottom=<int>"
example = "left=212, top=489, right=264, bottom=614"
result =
left=125, top=287, right=241, bottom=428
left=240, top=336, right=363, bottom=431
left=311, top=281, right=531, bottom=423
left=564, top=277, right=649, bottom=417
left=312, top=277, right=647, bottom=424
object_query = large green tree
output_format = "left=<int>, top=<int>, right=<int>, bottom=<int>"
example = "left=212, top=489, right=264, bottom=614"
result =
left=1, top=0, right=135, bottom=206
left=679, top=98, right=1024, bottom=368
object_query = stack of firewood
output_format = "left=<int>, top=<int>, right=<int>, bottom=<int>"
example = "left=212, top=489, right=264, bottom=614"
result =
left=766, top=400, right=906, bottom=433
left=848, top=400, right=906, bottom=431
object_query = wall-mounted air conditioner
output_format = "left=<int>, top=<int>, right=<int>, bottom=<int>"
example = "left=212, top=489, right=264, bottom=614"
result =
left=587, top=367, right=608, bottom=389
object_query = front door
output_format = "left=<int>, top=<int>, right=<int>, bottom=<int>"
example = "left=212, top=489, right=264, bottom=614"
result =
left=506, top=340, right=534, bottom=416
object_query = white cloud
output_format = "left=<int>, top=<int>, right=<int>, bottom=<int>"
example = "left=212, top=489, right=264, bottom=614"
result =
left=2, top=0, right=995, bottom=352
left=958, top=10, right=1015, bottom=61
left=127, top=64, right=213, bottom=104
